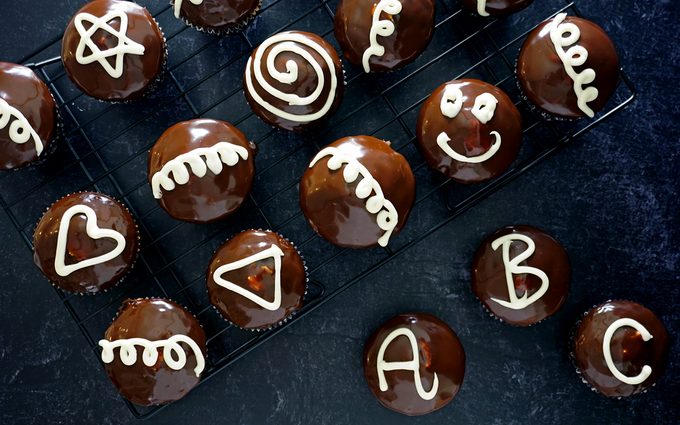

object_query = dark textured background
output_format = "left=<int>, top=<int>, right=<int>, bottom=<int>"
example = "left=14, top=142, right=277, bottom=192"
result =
left=0, top=0, right=678, bottom=424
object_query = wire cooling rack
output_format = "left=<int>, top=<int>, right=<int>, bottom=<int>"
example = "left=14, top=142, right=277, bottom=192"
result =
left=0, top=0, right=635, bottom=419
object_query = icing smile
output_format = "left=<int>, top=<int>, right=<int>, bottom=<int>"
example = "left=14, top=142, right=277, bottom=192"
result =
left=436, top=130, right=501, bottom=164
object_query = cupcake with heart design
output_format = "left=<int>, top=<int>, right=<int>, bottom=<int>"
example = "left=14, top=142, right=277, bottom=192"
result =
left=33, top=191, right=139, bottom=294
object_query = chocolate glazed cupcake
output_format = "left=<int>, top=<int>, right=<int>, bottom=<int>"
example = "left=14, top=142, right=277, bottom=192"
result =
left=243, top=31, right=345, bottom=132
left=33, top=192, right=139, bottom=294
left=572, top=300, right=669, bottom=398
left=148, top=119, right=256, bottom=223
left=517, top=13, right=619, bottom=119
left=61, top=0, right=166, bottom=102
left=171, top=0, right=261, bottom=34
left=461, top=0, right=533, bottom=17
left=334, top=0, right=435, bottom=73
left=0, top=62, right=58, bottom=170
left=363, top=313, right=465, bottom=416
left=99, top=298, right=207, bottom=406
left=300, top=136, right=415, bottom=249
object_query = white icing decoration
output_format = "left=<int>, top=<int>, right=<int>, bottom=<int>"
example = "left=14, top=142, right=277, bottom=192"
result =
left=549, top=13, right=599, bottom=118
left=74, top=11, right=145, bottom=79
left=476, top=0, right=490, bottom=16
left=470, top=92, right=498, bottom=124
left=436, top=131, right=501, bottom=164
left=376, top=328, right=439, bottom=400
left=173, top=0, right=203, bottom=18
left=99, top=335, right=205, bottom=377
left=54, top=205, right=126, bottom=277
left=440, top=85, right=464, bottom=119
left=150, top=141, right=249, bottom=199
left=0, top=98, right=44, bottom=155
left=212, top=244, right=285, bottom=311
left=309, top=146, right=398, bottom=247
left=602, top=318, right=653, bottom=385
left=362, top=0, right=403, bottom=73
left=489, top=233, right=550, bottom=310
left=244, top=33, right=338, bottom=123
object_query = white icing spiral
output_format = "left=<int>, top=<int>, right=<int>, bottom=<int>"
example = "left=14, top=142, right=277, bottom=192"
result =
left=362, top=0, right=403, bottom=73
left=0, top=97, right=44, bottom=155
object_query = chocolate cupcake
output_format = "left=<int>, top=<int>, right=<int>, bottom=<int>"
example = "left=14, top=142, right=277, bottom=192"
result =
left=416, top=79, right=522, bottom=183
left=363, top=313, right=465, bottom=416
left=99, top=298, right=207, bottom=406
left=300, top=135, right=415, bottom=248
left=572, top=300, right=669, bottom=398
left=61, top=0, right=166, bottom=102
left=0, top=62, right=58, bottom=170
left=461, top=0, right=533, bottom=17
left=471, top=225, right=570, bottom=326
left=517, top=13, right=619, bottom=119
left=207, top=230, right=307, bottom=330
left=334, top=0, right=435, bottom=73
left=33, top=192, right=139, bottom=294
left=243, top=30, right=344, bottom=132
left=148, top=119, right=256, bottom=223
left=172, top=0, right=260, bottom=34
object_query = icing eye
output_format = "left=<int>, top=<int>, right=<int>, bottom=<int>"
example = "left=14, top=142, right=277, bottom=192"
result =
left=471, top=93, right=498, bottom=124
left=440, top=85, right=464, bottom=118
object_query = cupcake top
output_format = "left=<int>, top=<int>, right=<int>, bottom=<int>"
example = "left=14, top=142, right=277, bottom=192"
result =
left=207, top=230, right=307, bottom=330
left=363, top=313, right=465, bottom=416
left=99, top=298, right=207, bottom=406
left=243, top=31, right=344, bottom=132
left=461, top=0, right=533, bottom=17
left=299, top=135, right=415, bottom=248
left=416, top=79, right=523, bottom=183
left=33, top=191, right=139, bottom=294
left=517, top=13, right=619, bottom=118
left=148, top=119, right=256, bottom=223
left=471, top=225, right=570, bottom=326
left=334, top=0, right=435, bottom=73
left=573, top=300, right=669, bottom=398
left=0, top=62, right=57, bottom=170
left=61, top=0, right=165, bottom=102
left=172, top=0, right=260, bottom=34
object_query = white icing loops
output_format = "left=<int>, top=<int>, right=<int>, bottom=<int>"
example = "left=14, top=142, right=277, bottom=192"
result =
left=310, top=146, right=398, bottom=247
left=0, top=98, right=44, bottom=155
left=173, top=0, right=203, bottom=18
left=150, top=142, right=249, bottom=199
left=99, top=335, right=205, bottom=377
left=476, top=0, right=490, bottom=16
left=602, top=318, right=653, bottom=385
left=362, top=0, right=403, bottom=73
left=54, top=205, right=126, bottom=277
left=244, top=33, right=339, bottom=123
left=440, top=85, right=464, bottom=118
left=376, top=328, right=439, bottom=400
left=489, top=234, right=550, bottom=310
left=549, top=13, right=599, bottom=117
left=437, top=131, right=501, bottom=164
left=212, top=244, right=285, bottom=311
left=470, top=92, right=498, bottom=124
left=74, top=11, right=145, bottom=79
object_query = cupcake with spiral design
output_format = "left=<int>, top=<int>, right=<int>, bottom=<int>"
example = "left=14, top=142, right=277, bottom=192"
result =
left=243, top=31, right=345, bottom=132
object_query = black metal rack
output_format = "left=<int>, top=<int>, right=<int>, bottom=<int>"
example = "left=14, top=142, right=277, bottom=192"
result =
left=0, top=0, right=635, bottom=419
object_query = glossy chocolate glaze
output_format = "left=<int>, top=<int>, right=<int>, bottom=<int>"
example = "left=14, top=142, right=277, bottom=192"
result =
left=416, top=79, right=522, bottom=183
left=0, top=62, right=57, bottom=170
left=243, top=31, right=344, bottom=132
left=207, top=230, right=306, bottom=330
left=573, top=300, right=668, bottom=397
left=299, top=135, right=415, bottom=248
left=517, top=15, right=619, bottom=118
left=33, top=192, right=138, bottom=294
left=334, top=0, right=435, bottom=72
left=174, top=0, right=259, bottom=33
left=471, top=225, right=570, bottom=326
left=363, top=313, right=465, bottom=416
left=61, top=0, right=165, bottom=101
left=148, top=119, right=256, bottom=223
left=461, top=0, right=533, bottom=17
left=102, top=298, right=207, bottom=406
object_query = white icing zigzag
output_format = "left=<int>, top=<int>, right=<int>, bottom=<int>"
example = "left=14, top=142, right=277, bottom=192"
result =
left=99, top=335, right=205, bottom=377
left=54, top=205, right=126, bottom=277
left=309, top=146, right=398, bottom=247
left=74, top=11, right=145, bottom=79
left=244, top=32, right=339, bottom=123
left=362, top=0, right=403, bottom=73
left=549, top=13, right=599, bottom=117
left=150, top=141, right=249, bottom=199
left=173, top=0, right=203, bottom=18
left=602, top=318, right=653, bottom=385
left=476, top=0, right=490, bottom=16
left=0, top=98, right=44, bottom=155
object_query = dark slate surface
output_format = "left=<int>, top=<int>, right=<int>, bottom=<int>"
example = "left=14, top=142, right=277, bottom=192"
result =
left=0, top=0, right=678, bottom=424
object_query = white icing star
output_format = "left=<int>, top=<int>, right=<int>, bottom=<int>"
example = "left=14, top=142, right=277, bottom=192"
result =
left=74, top=11, right=145, bottom=79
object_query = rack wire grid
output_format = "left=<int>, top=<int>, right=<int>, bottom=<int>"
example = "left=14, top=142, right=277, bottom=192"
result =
left=1, top=0, right=635, bottom=419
